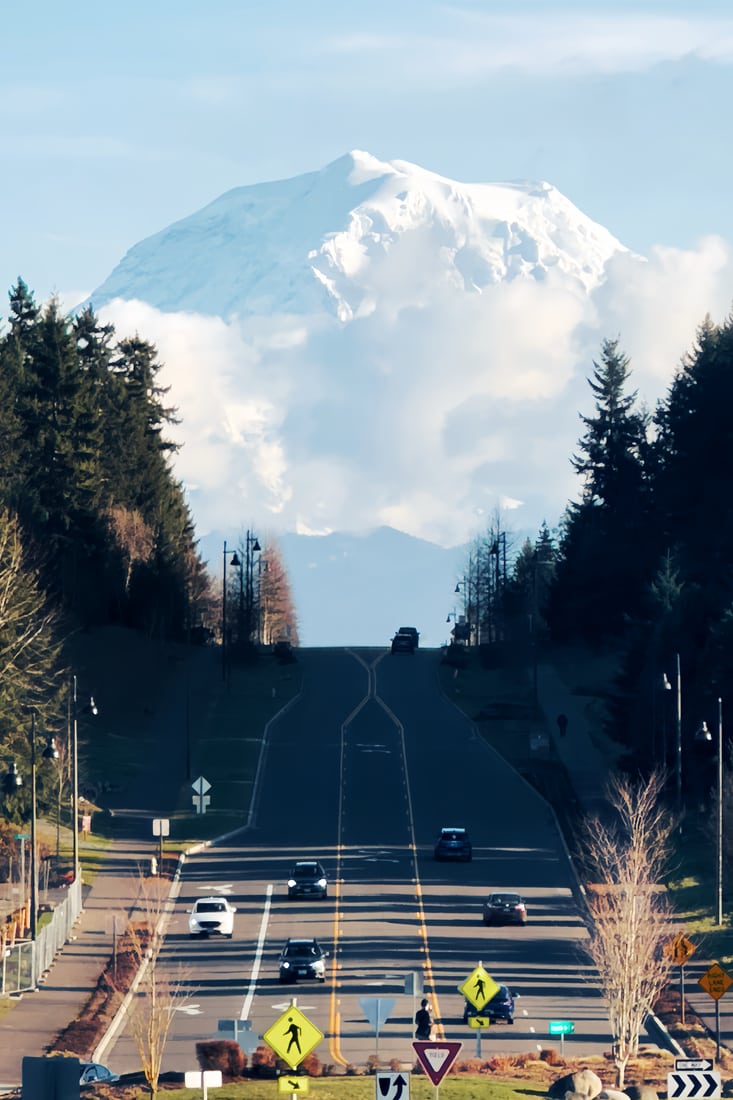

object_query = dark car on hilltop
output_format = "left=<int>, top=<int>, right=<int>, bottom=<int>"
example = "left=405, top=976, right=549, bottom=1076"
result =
left=434, top=826, right=472, bottom=861
left=391, top=632, right=415, bottom=653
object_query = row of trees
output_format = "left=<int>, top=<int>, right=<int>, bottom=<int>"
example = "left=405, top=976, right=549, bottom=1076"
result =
left=457, top=320, right=733, bottom=774
left=0, top=279, right=298, bottom=844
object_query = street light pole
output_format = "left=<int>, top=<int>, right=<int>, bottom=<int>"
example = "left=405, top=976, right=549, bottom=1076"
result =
left=72, top=677, right=79, bottom=880
left=675, top=652, right=682, bottom=815
left=717, top=697, right=724, bottom=927
left=29, top=709, right=38, bottom=942
left=222, top=542, right=241, bottom=679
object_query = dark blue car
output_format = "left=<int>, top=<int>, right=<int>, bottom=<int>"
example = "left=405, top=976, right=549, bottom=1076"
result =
left=434, top=826, right=472, bottom=861
left=463, top=984, right=515, bottom=1024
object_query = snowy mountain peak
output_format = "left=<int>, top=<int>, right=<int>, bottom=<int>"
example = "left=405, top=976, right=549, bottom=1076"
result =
left=87, top=151, right=629, bottom=321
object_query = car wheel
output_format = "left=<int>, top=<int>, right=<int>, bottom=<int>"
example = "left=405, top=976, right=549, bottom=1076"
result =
left=226, top=933, right=233, bottom=939
left=483, top=916, right=491, bottom=925
left=507, top=1016, right=514, bottom=1025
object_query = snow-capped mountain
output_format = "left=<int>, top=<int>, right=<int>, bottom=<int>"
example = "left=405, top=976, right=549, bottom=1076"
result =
left=88, top=150, right=628, bottom=320
left=85, top=151, right=662, bottom=646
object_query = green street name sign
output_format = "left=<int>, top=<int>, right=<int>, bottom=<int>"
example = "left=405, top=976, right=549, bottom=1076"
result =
left=549, top=1021, right=574, bottom=1035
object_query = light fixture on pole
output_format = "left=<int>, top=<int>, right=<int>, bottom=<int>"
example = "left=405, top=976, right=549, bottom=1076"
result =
left=221, top=541, right=241, bottom=680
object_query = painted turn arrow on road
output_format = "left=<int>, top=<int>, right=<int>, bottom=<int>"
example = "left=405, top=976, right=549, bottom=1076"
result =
left=667, top=1071, right=721, bottom=1099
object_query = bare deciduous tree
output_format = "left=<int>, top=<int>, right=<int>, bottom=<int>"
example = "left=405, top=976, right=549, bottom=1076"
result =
left=122, top=873, right=192, bottom=1098
left=579, top=771, right=678, bottom=1088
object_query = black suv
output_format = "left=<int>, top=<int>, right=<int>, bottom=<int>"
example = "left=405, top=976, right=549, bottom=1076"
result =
left=278, top=937, right=327, bottom=983
left=434, top=826, right=472, bottom=861
left=287, top=860, right=328, bottom=899
left=463, top=984, right=515, bottom=1024
left=398, top=626, right=419, bottom=648
left=391, top=633, right=415, bottom=654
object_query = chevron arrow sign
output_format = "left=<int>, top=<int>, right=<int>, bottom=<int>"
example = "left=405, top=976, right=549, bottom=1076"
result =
left=667, top=1071, right=721, bottom=1098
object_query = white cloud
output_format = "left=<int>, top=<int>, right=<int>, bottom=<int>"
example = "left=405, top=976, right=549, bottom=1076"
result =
left=99, top=233, right=733, bottom=548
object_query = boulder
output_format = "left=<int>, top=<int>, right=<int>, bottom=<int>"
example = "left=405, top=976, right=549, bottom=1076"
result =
left=626, top=1088, right=659, bottom=1100
left=600, top=1090, right=630, bottom=1100
left=548, top=1070, right=603, bottom=1100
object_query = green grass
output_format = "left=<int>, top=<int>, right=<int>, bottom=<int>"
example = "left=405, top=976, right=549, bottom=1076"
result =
left=120, top=1076, right=546, bottom=1100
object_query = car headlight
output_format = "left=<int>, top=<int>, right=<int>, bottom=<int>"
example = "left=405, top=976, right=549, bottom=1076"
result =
left=282, top=961, right=290, bottom=969
left=317, top=878, right=327, bottom=888
left=287, top=879, right=296, bottom=887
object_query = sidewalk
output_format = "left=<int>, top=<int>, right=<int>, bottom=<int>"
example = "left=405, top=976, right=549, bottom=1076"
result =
left=0, top=839, right=155, bottom=1090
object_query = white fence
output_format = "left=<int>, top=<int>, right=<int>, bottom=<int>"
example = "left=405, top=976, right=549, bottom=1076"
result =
left=1, top=877, right=83, bottom=994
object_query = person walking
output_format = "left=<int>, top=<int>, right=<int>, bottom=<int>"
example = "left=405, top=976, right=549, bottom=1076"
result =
left=414, top=997, right=433, bottom=1040
left=556, top=713, right=568, bottom=737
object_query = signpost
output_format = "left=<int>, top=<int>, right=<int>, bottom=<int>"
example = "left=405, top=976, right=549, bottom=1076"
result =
left=184, top=1069, right=222, bottom=1100
left=548, top=1020, right=575, bottom=1055
left=359, top=996, right=395, bottom=1061
left=217, top=1018, right=260, bottom=1054
left=376, top=1070, right=410, bottom=1100
left=279, top=1075, right=310, bottom=1094
left=263, top=1005, right=324, bottom=1070
left=412, top=1041, right=462, bottom=1092
left=698, top=962, right=733, bottom=1061
left=152, top=817, right=169, bottom=869
left=667, top=1070, right=721, bottom=1099
left=663, top=934, right=697, bottom=1024
left=192, top=775, right=211, bottom=814
left=458, top=964, right=499, bottom=1057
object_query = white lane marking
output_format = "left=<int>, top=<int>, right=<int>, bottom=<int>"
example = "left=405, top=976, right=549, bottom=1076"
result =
left=240, top=883, right=273, bottom=1021
left=197, top=883, right=235, bottom=895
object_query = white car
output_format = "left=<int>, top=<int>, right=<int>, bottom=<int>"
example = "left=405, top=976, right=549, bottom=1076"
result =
left=80, top=1061, right=119, bottom=1085
left=188, top=896, right=236, bottom=938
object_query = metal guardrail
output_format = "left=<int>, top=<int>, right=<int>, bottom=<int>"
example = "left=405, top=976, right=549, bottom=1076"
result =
left=0, top=877, right=82, bottom=994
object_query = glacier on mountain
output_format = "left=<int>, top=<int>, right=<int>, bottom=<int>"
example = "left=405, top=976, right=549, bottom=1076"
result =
left=88, top=150, right=630, bottom=322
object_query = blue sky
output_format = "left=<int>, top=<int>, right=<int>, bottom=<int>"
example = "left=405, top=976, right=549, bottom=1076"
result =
left=4, top=0, right=733, bottom=307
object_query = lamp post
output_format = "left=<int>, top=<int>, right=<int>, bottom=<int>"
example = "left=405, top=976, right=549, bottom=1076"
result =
left=244, top=530, right=261, bottom=648
left=674, top=653, right=682, bottom=814
left=716, top=697, right=724, bottom=927
left=222, top=541, right=241, bottom=680
left=70, top=677, right=98, bottom=881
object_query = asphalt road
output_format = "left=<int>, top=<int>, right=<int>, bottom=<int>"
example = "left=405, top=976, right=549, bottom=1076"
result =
left=105, top=646, right=613, bottom=1074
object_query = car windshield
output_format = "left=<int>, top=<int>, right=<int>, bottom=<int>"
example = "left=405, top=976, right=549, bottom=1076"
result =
left=442, top=830, right=465, bottom=840
left=197, top=901, right=225, bottom=913
left=294, top=863, right=320, bottom=875
left=285, top=942, right=319, bottom=958
left=491, top=894, right=520, bottom=905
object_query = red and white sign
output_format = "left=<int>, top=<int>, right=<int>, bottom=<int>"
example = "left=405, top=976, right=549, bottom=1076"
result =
left=412, top=1042, right=462, bottom=1085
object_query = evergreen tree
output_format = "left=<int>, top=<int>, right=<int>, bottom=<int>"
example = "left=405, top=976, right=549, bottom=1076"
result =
left=548, top=339, right=650, bottom=641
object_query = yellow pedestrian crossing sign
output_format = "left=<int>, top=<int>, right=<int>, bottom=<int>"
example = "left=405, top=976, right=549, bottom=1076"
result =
left=458, top=965, right=500, bottom=1010
left=264, top=1005, right=324, bottom=1070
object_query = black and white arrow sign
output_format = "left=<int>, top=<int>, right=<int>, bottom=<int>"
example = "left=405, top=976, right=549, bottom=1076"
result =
left=668, top=1071, right=721, bottom=1099
left=676, top=1060, right=714, bottom=1072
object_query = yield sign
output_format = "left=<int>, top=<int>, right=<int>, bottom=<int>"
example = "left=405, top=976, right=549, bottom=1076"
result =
left=412, top=1041, right=462, bottom=1085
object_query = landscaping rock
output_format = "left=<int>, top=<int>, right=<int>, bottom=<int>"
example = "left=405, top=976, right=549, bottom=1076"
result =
left=600, top=1090, right=630, bottom=1100
left=626, top=1088, right=659, bottom=1100
left=549, top=1069, right=603, bottom=1100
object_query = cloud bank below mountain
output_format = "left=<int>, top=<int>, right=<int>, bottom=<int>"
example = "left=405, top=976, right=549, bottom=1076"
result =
left=98, top=230, right=733, bottom=548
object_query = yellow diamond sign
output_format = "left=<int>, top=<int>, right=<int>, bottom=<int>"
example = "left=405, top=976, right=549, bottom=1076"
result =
left=458, top=965, right=500, bottom=1010
left=263, top=1006, right=324, bottom=1070
left=699, top=963, right=733, bottom=1001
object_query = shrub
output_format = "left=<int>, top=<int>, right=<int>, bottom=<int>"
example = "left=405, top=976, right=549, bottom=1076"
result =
left=195, top=1040, right=246, bottom=1077
left=250, top=1046, right=277, bottom=1077
left=540, top=1047, right=564, bottom=1066
left=301, top=1053, right=323, bottom=1077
